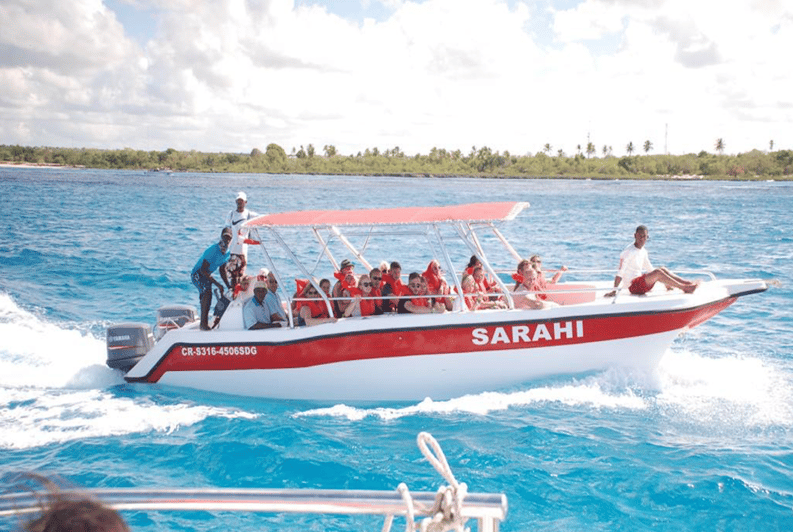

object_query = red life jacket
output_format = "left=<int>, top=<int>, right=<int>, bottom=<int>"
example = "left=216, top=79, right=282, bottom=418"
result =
left=347, top=287, right=376, bottom=316
left=297, top=299, right=330, bottom=319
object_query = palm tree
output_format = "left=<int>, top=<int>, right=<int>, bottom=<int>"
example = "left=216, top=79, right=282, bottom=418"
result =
left=586, top=142, right=595, bottom=158
left=602, top=145, right=608, bottom=157
left=576, top=144, right=582, bottom=156
left=715, top=138, right=725, bottom=155
left=626, top=142, right=634, bottom=156
left=557, top=148, right=565, bottom=158
left=643, top=140, right=653, bottom=154
left=543, top=143, right=552, bottom=155
left=770, top=140, right=774, bottom=151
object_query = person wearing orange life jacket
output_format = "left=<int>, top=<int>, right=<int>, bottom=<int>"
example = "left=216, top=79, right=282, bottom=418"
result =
left=398, top=272, right=445, bottom=314
left=368, top=267, right=385, bottom=314
left=380, top=261, right=406, bottom=312
left=423, top=259, right=455, bottom=311
left=296, top=283, right=337, bottom=326
left=342, top=274, right=379, bottom=317
left=332, top=259, right=356, bottom=316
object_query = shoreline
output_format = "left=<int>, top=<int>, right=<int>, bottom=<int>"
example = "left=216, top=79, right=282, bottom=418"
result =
left=0, top=161, right=85, bottom=169
left=0, top=161, right=785, bottom=181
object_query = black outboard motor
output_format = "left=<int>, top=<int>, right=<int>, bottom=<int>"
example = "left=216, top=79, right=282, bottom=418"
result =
left=106, top=323, right=154, bottom=373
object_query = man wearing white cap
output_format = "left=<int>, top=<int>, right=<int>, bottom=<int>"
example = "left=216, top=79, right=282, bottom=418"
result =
left=225, top=191, right=259, bottom=292
left=243, top=279, right=284, bottom=330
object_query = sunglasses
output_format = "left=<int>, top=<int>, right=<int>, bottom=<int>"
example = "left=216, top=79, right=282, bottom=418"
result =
left=371, top=276, right=381, bottom=281
left=361, top=282, right=372, bottom=287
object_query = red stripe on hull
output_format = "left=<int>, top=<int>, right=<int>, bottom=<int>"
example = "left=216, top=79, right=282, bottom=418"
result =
left=135, top=298, right=736, bottom=384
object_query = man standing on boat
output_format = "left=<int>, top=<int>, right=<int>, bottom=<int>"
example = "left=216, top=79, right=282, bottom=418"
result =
left=191, top=227, right=233, bottom=330
left=225, top=191, right=258, bottom=293
left=607, top=225, right=698, bottom=297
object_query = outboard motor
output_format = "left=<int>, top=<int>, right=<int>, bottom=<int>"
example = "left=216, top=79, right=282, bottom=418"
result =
left=106, top=323, right=154, bottom=373
left=154, top=304, right=197, bottom=340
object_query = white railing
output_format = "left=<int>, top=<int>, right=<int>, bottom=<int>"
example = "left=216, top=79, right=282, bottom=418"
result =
left=0, top=487, right=507, bottom=531
left=1, top=433, right=507, bottom=532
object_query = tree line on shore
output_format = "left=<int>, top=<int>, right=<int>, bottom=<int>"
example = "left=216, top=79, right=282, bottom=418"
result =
left=2, top=143, right=792, bottom=180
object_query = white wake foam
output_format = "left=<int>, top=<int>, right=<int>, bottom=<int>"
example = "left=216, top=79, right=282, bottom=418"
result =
left=0, top=293, right=258, bottom=449
left=0, top=292, right=118, bottom=389
left=296, top=350, right=793, bottom=428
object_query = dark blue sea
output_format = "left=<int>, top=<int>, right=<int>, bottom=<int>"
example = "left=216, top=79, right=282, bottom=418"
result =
left=1, top=167, right=791, bottom=531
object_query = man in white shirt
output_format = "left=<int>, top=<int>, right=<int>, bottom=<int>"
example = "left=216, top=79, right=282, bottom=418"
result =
left=607, top=225, right=698, bottom=296
left=225, top=191, right=259, bottom=292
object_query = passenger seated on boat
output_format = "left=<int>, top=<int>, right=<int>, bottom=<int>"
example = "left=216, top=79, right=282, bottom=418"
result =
left=291, top=278, right=309, bottom=316
left=381, top=261, right=406, bottom=312
left=530, top=254, right=567, bottom=296
left=465, top=255, right=481, bottom=275
left=423, top=260, right=453, bottom=311
left=606, top=225, right=698, bottom=297
left=233, top=274, right=253, bottom=299
left=369, top=268, right=385, bottom=313
left=343, top=274, right=379, bottom=317
left=471, top=264, right=500, bottom=300
left=320, top=278, right=331, bottom=298
left=332, top=259, right=356, bottom=317
left=398, top=272, right=446, bottom=314
left=264, top=272, right=288, bottom=324
left=512, top=259, right=558, bottom=310
left=460, top=274, right=507, bottom=310
left=296, top=283, right=337, bottom=326
left=243, top=280, right=284, bottom=329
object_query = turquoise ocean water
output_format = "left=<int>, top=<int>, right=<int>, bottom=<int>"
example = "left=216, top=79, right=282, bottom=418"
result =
left=1, top=167, right=791, bottom=530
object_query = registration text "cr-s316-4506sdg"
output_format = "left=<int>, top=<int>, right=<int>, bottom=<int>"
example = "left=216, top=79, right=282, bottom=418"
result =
left=180, top=346, right=258, bottom=356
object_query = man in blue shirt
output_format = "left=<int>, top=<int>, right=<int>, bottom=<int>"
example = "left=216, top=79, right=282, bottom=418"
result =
left=243, top=278, right=285, bottom=330
left=191, top=227, right=232, bottom=330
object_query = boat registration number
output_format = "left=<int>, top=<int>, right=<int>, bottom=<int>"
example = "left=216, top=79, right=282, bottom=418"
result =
left=180, top=346, right=258, bottom=356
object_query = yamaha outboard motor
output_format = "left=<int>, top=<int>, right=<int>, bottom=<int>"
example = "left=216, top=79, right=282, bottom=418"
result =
left=106, top=323, right=154, bottom=373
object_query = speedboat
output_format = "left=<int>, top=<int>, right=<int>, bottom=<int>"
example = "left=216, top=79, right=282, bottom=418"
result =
left=106, top=202, right=768, bottom=401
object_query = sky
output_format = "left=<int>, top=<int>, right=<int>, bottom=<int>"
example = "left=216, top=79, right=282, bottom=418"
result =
left=1, top=0, right=791, bottom=157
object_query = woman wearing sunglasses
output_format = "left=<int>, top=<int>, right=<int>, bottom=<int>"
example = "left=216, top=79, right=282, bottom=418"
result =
left=297, top=283, right=337, bottom=326
left=343, top=274, right=378, bottom=317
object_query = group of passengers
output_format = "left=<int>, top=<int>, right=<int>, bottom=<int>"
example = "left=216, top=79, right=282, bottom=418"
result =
left=283, top=253, right=569, bottom=327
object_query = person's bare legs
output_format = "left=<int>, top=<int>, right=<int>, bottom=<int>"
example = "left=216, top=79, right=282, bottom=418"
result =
left=644, top=268, right=698, bottom=293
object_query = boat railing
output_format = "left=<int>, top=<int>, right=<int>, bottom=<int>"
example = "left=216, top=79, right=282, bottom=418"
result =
left=284, top=267, right=720, bottom=320
left=0, top=487, right=507, bottom=532
left=0, top=433, right=507, bottom=532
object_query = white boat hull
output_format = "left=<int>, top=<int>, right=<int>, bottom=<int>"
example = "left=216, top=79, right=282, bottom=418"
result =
left=124, top=279, right=766, bottom=401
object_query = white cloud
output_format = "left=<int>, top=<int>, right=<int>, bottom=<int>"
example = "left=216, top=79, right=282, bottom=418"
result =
left=0, top=0, right=791, bottom=155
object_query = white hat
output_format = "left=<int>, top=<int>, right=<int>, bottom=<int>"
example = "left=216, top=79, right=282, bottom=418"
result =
left=236, top=191, right=247, bottom=202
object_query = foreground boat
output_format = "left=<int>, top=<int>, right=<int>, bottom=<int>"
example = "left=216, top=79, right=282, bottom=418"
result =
left=106, top=202, right=767, bottom=401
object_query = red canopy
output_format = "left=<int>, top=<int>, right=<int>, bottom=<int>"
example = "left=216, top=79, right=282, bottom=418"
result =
left=246, top=202, right=529, bottom=228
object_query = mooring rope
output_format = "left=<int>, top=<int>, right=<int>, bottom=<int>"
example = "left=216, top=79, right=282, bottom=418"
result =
left=386, top=432, right=470, bottom=532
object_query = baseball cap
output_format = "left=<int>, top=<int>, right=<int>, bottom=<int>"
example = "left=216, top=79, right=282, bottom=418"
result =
left=236, top=191, right=247, bottom=202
